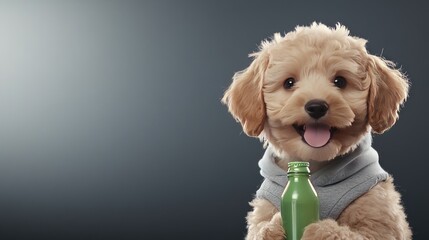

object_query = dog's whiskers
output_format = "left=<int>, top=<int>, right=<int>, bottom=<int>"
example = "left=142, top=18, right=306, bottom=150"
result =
left=274, top=137, right=293, bottom=144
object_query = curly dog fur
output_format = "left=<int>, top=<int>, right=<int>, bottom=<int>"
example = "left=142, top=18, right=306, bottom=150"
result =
left=222, top=23, right=411, bottom=239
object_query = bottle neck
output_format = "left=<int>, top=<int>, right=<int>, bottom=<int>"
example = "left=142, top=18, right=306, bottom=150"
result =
left=287, top=173, right=310, bottom=182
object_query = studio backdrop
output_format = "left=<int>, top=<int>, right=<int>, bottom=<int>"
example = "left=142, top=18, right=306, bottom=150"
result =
left=0, top=1, right=426, bottom=239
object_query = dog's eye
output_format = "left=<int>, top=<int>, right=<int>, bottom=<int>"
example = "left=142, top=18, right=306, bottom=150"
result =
left=333, top=76, right=347, bottom=89
left=283, top=78, right=296, bottom=89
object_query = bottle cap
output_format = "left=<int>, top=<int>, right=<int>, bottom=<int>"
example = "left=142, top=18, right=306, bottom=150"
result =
left=287, top=161, right=310, bottom=174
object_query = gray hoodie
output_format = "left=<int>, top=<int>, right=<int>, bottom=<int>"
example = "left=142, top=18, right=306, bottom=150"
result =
left=256, top=134, right=388, bottom=220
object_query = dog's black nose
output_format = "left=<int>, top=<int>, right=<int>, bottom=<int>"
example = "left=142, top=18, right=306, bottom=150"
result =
left=305, top=100, right=329, bottom=119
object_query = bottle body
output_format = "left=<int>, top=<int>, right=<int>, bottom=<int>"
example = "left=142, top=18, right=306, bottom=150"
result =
left=281, top=162, right=319, bottom=240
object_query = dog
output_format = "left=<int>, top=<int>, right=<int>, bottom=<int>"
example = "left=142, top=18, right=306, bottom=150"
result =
left=222, top=23, right=411, bottom=240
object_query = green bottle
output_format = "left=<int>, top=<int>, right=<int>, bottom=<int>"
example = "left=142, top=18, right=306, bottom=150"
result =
left=281, top=162, right=319, bottom=240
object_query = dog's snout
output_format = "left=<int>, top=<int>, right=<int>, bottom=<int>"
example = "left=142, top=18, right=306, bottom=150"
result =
left=305, top=100, right=329, bottom=119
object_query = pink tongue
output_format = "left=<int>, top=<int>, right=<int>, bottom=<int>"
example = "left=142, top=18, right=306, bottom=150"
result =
left=303, top=124, right=331, bottom=148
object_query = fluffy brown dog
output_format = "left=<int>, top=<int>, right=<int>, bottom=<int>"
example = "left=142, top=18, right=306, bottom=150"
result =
left=222, top=23, right=411, bottom=239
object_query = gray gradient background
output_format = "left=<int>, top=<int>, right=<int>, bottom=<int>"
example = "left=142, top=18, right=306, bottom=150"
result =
left=0, top=1, right=427, bottom=239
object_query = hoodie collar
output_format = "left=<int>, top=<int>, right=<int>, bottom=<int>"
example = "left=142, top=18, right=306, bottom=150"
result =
left=258, top=134, right=378, bottom=187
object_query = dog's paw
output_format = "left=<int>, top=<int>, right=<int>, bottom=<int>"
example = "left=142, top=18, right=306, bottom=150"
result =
left=301, top=219, right=361, bottom=240
left=255, top=212, right=285, bottom=240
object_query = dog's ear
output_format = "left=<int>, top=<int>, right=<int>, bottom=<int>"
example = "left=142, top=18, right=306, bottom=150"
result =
left=222, top=52, right=269, bottom=137
left=367, top=55, right=409, bottom=134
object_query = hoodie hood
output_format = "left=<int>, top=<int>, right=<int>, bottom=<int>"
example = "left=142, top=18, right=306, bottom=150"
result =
left=256, top=134, right=388, bottom=219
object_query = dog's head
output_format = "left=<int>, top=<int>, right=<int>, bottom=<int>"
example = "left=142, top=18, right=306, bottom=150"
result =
left=222, top=23, right=409, bottom=161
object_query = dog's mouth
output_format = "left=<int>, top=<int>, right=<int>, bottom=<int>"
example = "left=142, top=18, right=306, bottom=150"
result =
left=293, top=123, right=337, bottom=148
